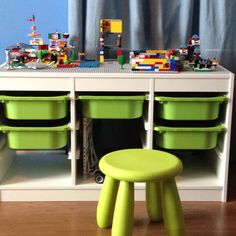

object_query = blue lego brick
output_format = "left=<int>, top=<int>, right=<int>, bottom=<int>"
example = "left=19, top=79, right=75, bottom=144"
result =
left=80, top=60, right=99, bottom=68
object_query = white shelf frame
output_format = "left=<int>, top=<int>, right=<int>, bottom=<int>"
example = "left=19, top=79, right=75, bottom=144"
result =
left=0, top=63, right=234, bottom=202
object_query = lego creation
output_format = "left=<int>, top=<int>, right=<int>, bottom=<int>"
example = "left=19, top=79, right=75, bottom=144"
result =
left=99, top=19, right=122, bottom=63
left=1, top=16, right=219, bottom=72
left=130, top=50, right=181, bottom=72
left=183, top=34, right=219, bottom=71
left=27, top=15, right=44, bottom=46
left=5, top=43, right=38, bottom=69
left=130, top=34, right=219, bottom=73
left=3, top=15, right=98, bottom=70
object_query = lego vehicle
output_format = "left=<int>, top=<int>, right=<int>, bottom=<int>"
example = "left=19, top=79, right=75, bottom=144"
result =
left=190, top=57, right=219, bottom=71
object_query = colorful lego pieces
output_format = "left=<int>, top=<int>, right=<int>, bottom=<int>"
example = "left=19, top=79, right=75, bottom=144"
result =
left=2, top=15, right=219, bottom=72
left=5, top=43, right=37, bottom=69
left=182, top=34, right=219, bottom=71
left=130, top=50, right=181, bottom=72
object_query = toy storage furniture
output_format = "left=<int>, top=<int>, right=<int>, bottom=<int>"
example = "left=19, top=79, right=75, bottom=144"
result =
left=97, top=149, right=184, bottom=236
left=0, top=62, right=234, bottom=202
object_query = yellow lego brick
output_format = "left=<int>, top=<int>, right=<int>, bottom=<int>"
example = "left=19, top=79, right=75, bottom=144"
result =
left=100, top=55, right=104, bottom=63
left=110, top=20, right=122, bottom=33
left=64, top=55, right=68, bottom=62
left=141, top=59, right=167, bottom=64
left=100, top=19, right=122, bottom=33
left=100, top=19, right=105, bottom=33
left=131, top=58, right=166, bottom=64
left=146, top=50, right=167, bottom=54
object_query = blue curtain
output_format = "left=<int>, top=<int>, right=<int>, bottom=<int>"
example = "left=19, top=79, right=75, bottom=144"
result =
left=68, top=0, right=199, bottom=59
left=199, top=0, right=236, bottom=72
left=68, top=0, right=236, bottom=160
left=68, top=0, right=236, bottom=72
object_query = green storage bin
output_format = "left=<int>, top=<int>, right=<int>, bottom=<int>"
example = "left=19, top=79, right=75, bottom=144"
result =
left=154, top=125, right=225, bottom=150
left=155, top=96, right=227, bottom=120
left=0, top=95, right=69, bottom=120
left=0, top=124, right=70, bottom=149
left=78, top=95, right=146, bottom=119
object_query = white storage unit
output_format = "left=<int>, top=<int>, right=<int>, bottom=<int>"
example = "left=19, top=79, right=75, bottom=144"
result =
left=0, top=62, right=234, bottom=202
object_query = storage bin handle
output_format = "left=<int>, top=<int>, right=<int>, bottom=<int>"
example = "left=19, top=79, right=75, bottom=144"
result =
left=154, top=125, right=225, bottom=132
left=78, top=95, right=147, bottom=101
left=155, top=96, right=227, bottom=103
left=0, top=124, right=70, bottom=132
left=0, top=94, right=69, bottom=102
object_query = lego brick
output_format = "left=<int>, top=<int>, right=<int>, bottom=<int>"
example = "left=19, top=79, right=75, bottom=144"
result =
left=100, top=19, right=122, bottom=33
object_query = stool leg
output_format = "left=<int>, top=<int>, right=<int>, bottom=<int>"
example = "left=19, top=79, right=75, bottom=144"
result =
left=162, top=179, right=185, bottom=236
left=112, top=181, right=134, bottom=236
left=146, top=181, right=162, bottom=222
left=97, top=175, right=119, bottom=228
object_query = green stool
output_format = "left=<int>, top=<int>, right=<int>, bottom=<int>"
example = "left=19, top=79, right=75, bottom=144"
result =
left=96, top=149, right=185, bottom=236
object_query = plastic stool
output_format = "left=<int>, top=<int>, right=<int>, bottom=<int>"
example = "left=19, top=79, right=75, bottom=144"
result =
left=96, top=149, right=185, bottom=236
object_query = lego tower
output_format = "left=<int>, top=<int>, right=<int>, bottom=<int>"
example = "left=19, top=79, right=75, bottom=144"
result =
left=99, top=19, right=122, bottom=63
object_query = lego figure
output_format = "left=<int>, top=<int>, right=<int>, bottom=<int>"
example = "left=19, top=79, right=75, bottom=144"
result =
left=179, top=44, right=188, bottom=56
left=186, top=34, right=200, bottom=62
left=189, top=34, right=200, bottom=46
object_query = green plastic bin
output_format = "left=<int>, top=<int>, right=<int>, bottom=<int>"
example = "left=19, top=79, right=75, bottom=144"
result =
left=0, top=95, right=69, bottom=120
left=155, top=96, right=227, bottom=120
left=154, top=125, right=225, bottom=150
left=78, top=95, right=146, bottom=119
left=0, top=124, right=70, bottom=149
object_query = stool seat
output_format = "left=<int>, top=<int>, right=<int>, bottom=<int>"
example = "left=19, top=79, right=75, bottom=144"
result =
left=99, top=149, right=183, bottom=182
